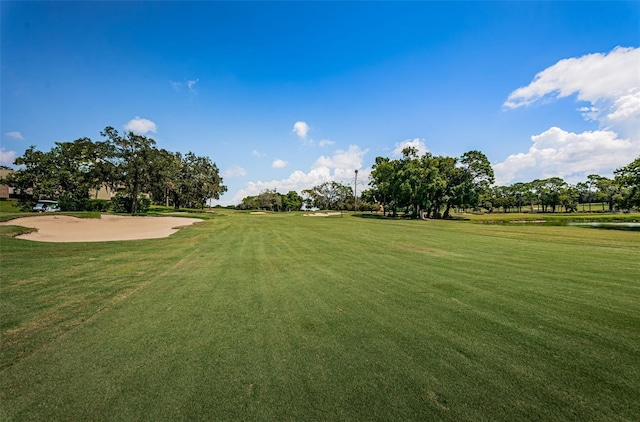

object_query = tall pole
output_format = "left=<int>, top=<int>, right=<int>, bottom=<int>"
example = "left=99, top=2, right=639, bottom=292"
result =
left=354, top=169, right=358, bottom=212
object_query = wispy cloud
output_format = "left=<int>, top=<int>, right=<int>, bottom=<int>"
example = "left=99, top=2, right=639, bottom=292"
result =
left=0, top=148, right=17, bottom=166
left=186, top=79, right=199, bottom=94
left=5, top=131, right=24, bottom=140
left=223, top=164, right=247, bottom=178
left=318, top=139, right=334, bottom=147
left=272, top=159, right=288, bottom=168
left=170, top=78, right=199, bottom=94
left=252, top=149, right=265, bottom=157
left=124, top=117, right=157, bottom=134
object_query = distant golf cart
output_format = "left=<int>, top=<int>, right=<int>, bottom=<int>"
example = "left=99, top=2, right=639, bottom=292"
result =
left=32, top=200, right=61, bottom=212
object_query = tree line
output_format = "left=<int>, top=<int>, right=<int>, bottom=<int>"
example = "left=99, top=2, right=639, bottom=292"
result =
left=4, top=126, right=227, bottom=213
left=236, top=147, right=495, bottom=218
left=236, top=150, right=638, bottom=218
left=236, top=181, right=380, bottom=213
left=366, top=150, right=639, bottom=217
left=482, top=159, right=640, bottom=213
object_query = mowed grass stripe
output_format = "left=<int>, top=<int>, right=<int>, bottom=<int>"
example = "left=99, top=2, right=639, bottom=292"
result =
left=1, top=212, right=638, bottom=420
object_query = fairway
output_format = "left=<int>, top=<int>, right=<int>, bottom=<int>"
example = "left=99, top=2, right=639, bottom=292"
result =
left=1, top=212, right=639, bottom=421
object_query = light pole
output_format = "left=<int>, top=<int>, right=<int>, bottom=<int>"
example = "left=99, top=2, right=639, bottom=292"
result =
left=354, top=169, right=358, bottom=212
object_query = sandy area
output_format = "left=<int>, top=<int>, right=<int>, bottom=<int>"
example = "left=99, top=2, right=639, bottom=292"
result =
left=303, top=212, right=343, bottom=217
left=0, top=214, right=203, bottom=243
left=249, top=212, right=267, bottom=215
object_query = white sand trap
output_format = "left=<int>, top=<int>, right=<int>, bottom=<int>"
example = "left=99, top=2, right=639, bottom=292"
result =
left=0, top=214, right=203, bottom=243
left=303, top=212, right=342, bottom=217
left=250, top=212, right=267, bottom=215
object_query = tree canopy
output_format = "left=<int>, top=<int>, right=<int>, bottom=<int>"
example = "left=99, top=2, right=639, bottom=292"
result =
left=367, top=148, right=494, bottom=218
left=7, top=127, right=226, bottom=213
left=237, top=190, right=303, bottom=212
left=481, top=157, right=640, bottom=214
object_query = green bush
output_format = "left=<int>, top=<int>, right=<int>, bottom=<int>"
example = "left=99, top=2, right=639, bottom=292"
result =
left=57, top=198, right=112, bottom=212
left=87, top=199, right=112, bottom=212
left=111, top=191, right=151, bottom=214
left=58, top=197, right=89, bottom=212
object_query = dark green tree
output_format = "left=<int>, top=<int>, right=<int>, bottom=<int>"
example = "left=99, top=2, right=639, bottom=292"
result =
left=100, top=127, right=157, bottom=214
left=7, top=138, right=110, bottom=210
left=614, top=157, right=640, bottom=209
left=283, top=190, right=303, bottom=211
left=176, top=152, right=227, bottom=209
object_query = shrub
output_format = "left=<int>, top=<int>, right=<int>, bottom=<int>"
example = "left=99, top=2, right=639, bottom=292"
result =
left=111, top=191, right=151, bottom=214
left=58, top=197, right=90, bottom=212
left=87, top=199, right=112, bottom=212
left=57, top=198, right=112, bottom=212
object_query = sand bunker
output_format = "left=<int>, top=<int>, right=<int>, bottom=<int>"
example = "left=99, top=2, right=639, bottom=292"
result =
left=0, top=214, right=203, bottom=243
left=303, top=212, right=343, bottom=217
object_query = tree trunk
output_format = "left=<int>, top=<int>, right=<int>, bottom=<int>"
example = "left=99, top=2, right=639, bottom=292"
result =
left=444, top=203, right=452, bottom=219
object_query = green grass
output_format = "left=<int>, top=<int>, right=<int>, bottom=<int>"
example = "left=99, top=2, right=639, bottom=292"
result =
left=0, top=200, right=22, bottom=213
left=1, top=211, right=638, bottom=421
left=462, top=211, right=640, bottom=224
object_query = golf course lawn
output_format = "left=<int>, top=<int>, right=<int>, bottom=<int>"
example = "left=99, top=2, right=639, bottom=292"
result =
left=1, top=211, right=638, bottom=421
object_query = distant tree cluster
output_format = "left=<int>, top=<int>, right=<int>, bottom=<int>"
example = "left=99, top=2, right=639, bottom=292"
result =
left=302, top=181, right=353, bottom=211
left=365, top=148, right=494, bottom=218
left=235, top=151, right=638, bottom=217
left=236, top=189, right=303, bottom=211
left=234, top=148, right=495, bottom=217
left=236, top=181, right=380, bottom=212
left=5, top=126, right=227, bottom=213
left=482, top=157, right=640, bottom=213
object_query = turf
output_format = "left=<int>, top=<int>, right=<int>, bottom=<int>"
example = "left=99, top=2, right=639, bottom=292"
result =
left=1, top=211, right=638, bottom=421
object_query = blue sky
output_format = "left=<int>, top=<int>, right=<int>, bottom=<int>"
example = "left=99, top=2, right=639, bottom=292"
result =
left=2, top=1, right=639, bottom=205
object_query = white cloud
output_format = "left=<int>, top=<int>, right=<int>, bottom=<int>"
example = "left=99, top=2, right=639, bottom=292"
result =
left=504, top=46, right=640, bottom=139
left=393, top=138, right=429, bottom=156
left=272, top=159, right=288, bottom=168
left=292, top=121, right=310, bottom=139
left=228, top=145, right=369, bottom=204
left=5, top=131, right=24, bottom=140
left=493, top=127, right=638, bottom=185
left=505, top=47, right=639, bottom=109
left=223, top=165, right=247, bottom=178
left=0, top=148, right=17, bottom=166
left=187, top=79, right=199, bottom=93
left=498, top=46, right=640, bottom=185
left=607, top=90, right=640, bottom=121
left=170, top=78, right=199, bottom=94
left=124, top=117, right=157, bottom=134
left=313, top=145, right=368, bottom=177
left=318, top=139, right=334, bottom=147
left=252, top=150, right=265, bottom=157
left=229, top=168, right=327, bottom=204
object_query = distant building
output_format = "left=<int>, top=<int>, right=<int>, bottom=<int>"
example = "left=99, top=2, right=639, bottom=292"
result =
left=0, top=169, right=15, bottom=199
left=90, top=186, right=118, bottom=200
left=1, top=170, right=119, bottom=201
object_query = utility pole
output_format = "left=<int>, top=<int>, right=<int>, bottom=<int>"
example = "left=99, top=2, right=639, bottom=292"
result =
left=354, top=169, right=358, bottom=212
